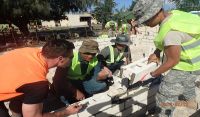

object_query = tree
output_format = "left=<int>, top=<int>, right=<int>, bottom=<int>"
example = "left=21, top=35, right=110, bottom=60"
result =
left=170, top=0, right=200, bottom=11
left=0, top=0, right=52, bottom=35
left=0, top=0, right=99, bottom=35
left=128, top=0, right=137, bottom=11
left=113, top=7, right=127, bottom=27
left=93, top=0, right=116, bottom=29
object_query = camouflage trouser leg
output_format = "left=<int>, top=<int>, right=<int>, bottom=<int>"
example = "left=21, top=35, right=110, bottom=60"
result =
left=155, top=70, right=198, bottom=117
left=195, top=77, right=200, bottom=109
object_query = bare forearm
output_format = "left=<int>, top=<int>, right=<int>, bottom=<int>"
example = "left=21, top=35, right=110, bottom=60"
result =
left=151, top=45, right=180, bottom=77
left=97, top=67, right=112, bottom=80
left=53, top=110, right=69, bottom=117
left=151, top=59, right=178, bottom=77
left=126, top=57, right=131, bottom=64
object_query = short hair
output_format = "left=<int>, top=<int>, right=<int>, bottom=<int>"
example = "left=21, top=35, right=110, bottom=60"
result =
left=42, top=39, right=75, bottom=58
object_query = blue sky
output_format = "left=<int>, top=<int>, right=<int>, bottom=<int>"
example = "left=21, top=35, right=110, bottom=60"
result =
left=114, top=0, right=176, bottom=10
left=115, top=0, right=132, bottom=10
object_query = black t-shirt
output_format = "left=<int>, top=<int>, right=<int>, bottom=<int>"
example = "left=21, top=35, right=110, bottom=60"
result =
left=15, top=81, right=49, bottom=104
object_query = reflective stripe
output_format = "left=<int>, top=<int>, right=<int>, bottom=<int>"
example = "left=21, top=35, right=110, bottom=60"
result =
left=106, top=46, right=124, bottom=64
left=181, top=55, right=200, bottom=64
left=116, top=52, right=123, bottom=62
left=191, top=55, right=200, bottom=63
left=182, top=39, right=200, bottom=50
left=107, top=46, right=114, bottom=63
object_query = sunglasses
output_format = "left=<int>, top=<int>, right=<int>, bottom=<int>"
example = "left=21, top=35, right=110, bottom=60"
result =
left=83, top=53, right=97, bottom=56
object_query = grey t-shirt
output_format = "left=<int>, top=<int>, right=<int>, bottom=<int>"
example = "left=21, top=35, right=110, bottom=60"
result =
left=164, top=31, right=193, bottom=46
left=161, top=15, right=194, bottom=46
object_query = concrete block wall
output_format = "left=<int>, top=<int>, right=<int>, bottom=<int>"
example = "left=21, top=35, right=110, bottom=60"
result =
left=130, top=26, right=158, bottom=61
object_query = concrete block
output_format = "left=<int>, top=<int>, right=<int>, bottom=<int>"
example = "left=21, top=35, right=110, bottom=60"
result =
left=120, top=58, right=158, bottom=85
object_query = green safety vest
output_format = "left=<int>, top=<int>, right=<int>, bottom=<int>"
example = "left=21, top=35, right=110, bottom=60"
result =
left=98, top=34, right=109, bottom=39
left=154, top=10, right=200, bottom=71
left=106, top=45, right=124, bottom=64
left=67, top=51, right=98, bottom=80
left=119, top=24, right=128, bottom=34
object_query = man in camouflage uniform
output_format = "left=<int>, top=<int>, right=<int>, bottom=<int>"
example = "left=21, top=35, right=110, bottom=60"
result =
left=131, top=0, right=200, bottom=116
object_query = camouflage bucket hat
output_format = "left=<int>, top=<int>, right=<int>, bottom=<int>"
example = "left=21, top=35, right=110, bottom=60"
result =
left=111, top=34, right=132, bottom=46
left=79, top=40, right=99, bottom=53
left=132, top=0, right=163, bottom=24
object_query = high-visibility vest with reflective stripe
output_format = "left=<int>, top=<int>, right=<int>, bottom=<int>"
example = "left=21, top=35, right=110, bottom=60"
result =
left=67, top=51, right=98, bottom=80
left=106, top=45, right=124, bottom=64
left=154, top=10, right=200, bottom=71
left=119, top=24, right=128, bottom=34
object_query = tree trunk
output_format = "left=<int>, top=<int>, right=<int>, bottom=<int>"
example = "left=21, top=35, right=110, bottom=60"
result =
left=16, top=22, right=29, bottom=36
left=13, top=19, right=29, bottom=36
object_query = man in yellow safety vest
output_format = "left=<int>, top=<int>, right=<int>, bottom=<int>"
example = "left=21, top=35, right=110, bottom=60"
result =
left=98, top=34, right=132, bottom=73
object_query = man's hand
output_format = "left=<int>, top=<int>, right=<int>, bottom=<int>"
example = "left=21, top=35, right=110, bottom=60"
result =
left=54, top=103, right=82, bottom=116
left=97, top=66, right=112, bottom=80
left=102, top=66, right=112, bottom=78
left=148, top=53, right=160, bottom=65
left=140, top=72, right=155, bottom=82
left=103, top=67, right=112, bottom=77
left=75, top=89, right=85, bottom=101
left=64, top=103, right=82, bottom=115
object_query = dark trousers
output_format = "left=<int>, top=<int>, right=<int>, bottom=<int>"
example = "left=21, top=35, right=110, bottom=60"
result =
left=107, top=61, right=124, bottom=73
left=42, top=91, right=66, bottom=113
